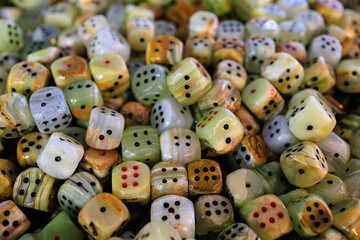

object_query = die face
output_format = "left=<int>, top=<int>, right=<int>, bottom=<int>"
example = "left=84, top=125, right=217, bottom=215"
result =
left=287, top=194, right=333, bottom=237
left=245, top=17, right=280, bottom=40
left=213, top=37, right=245, bottom=65
left=242, top=78, right=284, bottom=121
left=0, top=200, right=31, bottom=240
left=185, top=33, right=215, bottom=67
left=13, top=167, right=58, bottom=212
left=294, top=10, right=325, bottom=41
left=64, top=80, right=104, bottom=120
left=58, top=172, right=103, bottom=218
left=245, top=36, right=275, bottom=74
left=195, top=195, right=234, bottom=236
left=30, top=87, right=72, bottom=133
left=87, top=29, right=130, bottom=62
left=151, top=162, right=188, bottom=200
left=167, top=57, right=212, bottom=105
left=187, top=159, right=222, bottom=196
left=0, top=159, right=19, bottom=201
left=16, top=132, right=49, bottom=168
left=285, top=95, right=336, bottom=142
left=51, top=56, right=91, bottom=89
left=262, top=115, right=300, bottom=155
left=213, top=60, right=247, bottom=91
left=7, top=61, right=50, bottom=97
left=334, top=114, right=360, bottom=142
left=252, top=3, right=287, bottom=22
left=280, top=142, right=328, bottom=188
left=131, top=64, right=172, bottom=106
left=314, top=0, right=344, bottom=24
left=196, top=107, right=244, bottom=154
left=26, top=47, right=64, bottom=68
left=150, top=97, right=193, bottom=134
left=189, top=11, right=218, bottom=37
left=121, top=125, right=160, bottom=166
left=126, top=17, right=155, bottom=52
left=278, top=20, right=307, bottom=45
left=218, top=20, right=244, bottom=41
left=261, top=52, right=304, bottom=95
left=334, top=158, right=360, bottom=180
left=197, top=79, right=241, bottom=115
left=61, top=127, right=87, bottom=148
left=86, top=107, right=124, bottom=150
left=37, top=132, right=84, bottom=179
left=276, top=41, right=307, bottom=63
left=160, top=128, right=201, bottom=166
left=32, top=24, right=60, bottom=42
left=277, top=0, right=309, bottom=17
left=135, top=221, right=182, bottom=240
left=234, top=106, right=260, bottom=136
left=0, top=52, right=21, bottom=72
left=57, top=27, right=85, bottom=55
left=0, top=19, right=23, bottom=53
left=279, top=189, right=309, bottom=207
left=0, top=93, right=35, bottom=139
left=225, top=169, right=265, bottom=208
left=151, top=195, right=195, bottom=238
left=145, top=35, right=183, bottom=67
left=308, top=35, right=342, bottom=68
left=155, top=20, right=177, bottom=36
left=78, top=193, right=130, bottom=240
left=112, top=161, right=150, bottom=204
left=77, top=15, right=111, bottom=45
left=43, top=2, right=77, bottom=29
left=336, top=59, right=360, bottom=93
left=216, top=223, right=259, bottom=240
left=316, top=132, right=350, bottom=172
left=120, top=102, right=151, bottom=127
left=328, top=24, right=354, bottom=57
left=21, top=41, right=52, bottom=60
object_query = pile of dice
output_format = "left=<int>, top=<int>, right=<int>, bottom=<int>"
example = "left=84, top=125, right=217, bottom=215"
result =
left=0, top=0, right=359, bottom=239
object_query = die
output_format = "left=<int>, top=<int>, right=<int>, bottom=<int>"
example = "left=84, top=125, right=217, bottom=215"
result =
left=78, top=193, right=130, bottom=240
left=0, top=19, right=23, bottom=53
left=155, top=20, right=177, bottom=36
left=196, top=107, right=244, bottom=154
left=301, top=56, right=336, bottom=93
left=213, top=37, right=245, bottom=65
left=242, top=78, right=285, bottom=121
left=160, top=128, right=200, bottom=166
left=314, top=0, right=344, bottom=24
left=287, top=194, right=333, bottom=237
left=57, top=27, right=85, bottom=56
left=123, top=4, right=155, bottom=23
left=280, top=142, right=328, bottom=188
left=294, top=10, right=325, bottom=41
left=278, top=20, right=307, bottom=45
left=80, top=148, right=120, bottom=181
left=0, top=67, right=6, bottom=95
left=234, top=106, right=260, bottom=136
left=350, top=130, right=360, bottom=159
left=337, top=9, right=360, bottom=40
left=261, top=52, right=304, bottom=95
left=225, top=169, right=265, bottom=208
left=145, top=35, right=183, bottom=68
left=309, top=228, right=348, bottom=240
left=197, top=79, right=241, bottom=114
left=13, top=167, right=59, bottom=212
left=134, top=221, right=182, bottom=240
left=316, top=132, right=350, bottom=172
left=213, top=60, right=247, bottom=90
left=0, top=159, right=19, bottom=201
left=64, top=80, right=104, bottom=120
left=58, top=172, right=103, bottom=218
left=0, top=52, right=20, bottom=72
left=16, top=132, right=49, bottom=168
left=244, top=17, right=280, bottom=40
left=150, top=97, right=193, bottom=134
left=151, top=195, right=195, bottom=238
left=61, top=127, right=87, bottom=148
left=334, top=114, right=360, bottom=142
left=69, top=0, right=107, bottom=15
left=121, top=125, right=160, bottom=166
left=187, top=159, right=222, bottom=196
left=336, top=59, right=360, bottom=93
left=327, top=24, right=354, bottom=57
left=43, top=2, right=77, bottom=29
left=331, top=198, right=360, bottom=240
left=306, top=174, right=349, bottom=208
left=37, top=132, right=84, bottom=179
left=240, top=194, right=292, bottom=240
left=36, top=211, right=84, bottom=240
left=216, top=222, right=259, bottom=240
left=167, top=57, right=212, bottom=105
left=279, top=189, right=309, bottom=207
left=26, top=47, right=64, bottom=68
left=51, top=56, right=91, bottom=89
left=7, top=61, right=50, bottom=97
left=195, top=195, right=234, bottom=237
left=105, top=2, right=126, bottom=32
left=0, top=93, right=35, bottom=139
left=10, top=0, right=43, bottom=10
left=262, top=115, right=300, bottom=155
left=120, top=102, right=151, bottom=127
left=126, top=17, right=155, bottom=51
left=185, top=33, right=215, bottom=67
left=77, top=15, right=111, bottom=45
left=29, top=87, right=72, bottom=134
left=189, top=10, right=218, bottom=37
left=227, top=135, right=268, bottom=170
left=217, top=20, right=244, bottom=41
left=0, top=200, right=31, bottom=240
left=252, top=3, right=287, bottom=22
left=32, top=24, right=60, bottom=42
left=87, top=29, right=130, bottom=62
left=285, top=95, right=336, bottom=142
left=308, top=34, right=343, bottom=68
left=277, top=0, right=309, bottom=17
left=112, top=161, right=150, bottom=205
left=131, top=64, right=172, bottom=106
left=245, top=36, right=275, bottom=74
left=151, top=162, right=188, bottom=200
left=276, top=41, right=307, bottom=63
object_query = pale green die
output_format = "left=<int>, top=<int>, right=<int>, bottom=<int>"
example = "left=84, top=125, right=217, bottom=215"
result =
left=0, top=19, right=23, bottom=53
left=278, top=20, right=307, bottom=45
left=279, top=189, right=309, bottom=207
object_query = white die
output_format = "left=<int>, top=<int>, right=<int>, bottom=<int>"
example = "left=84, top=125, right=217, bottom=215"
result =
left=189, top=11, right=218, bottom=37
left=308, top=34, right=342, bottom=68
left=77, top=15, right=111, bottom=45
left=218, top=20, right=244, bottom=40
left=37, top=132, right=84, bottom=179
left=155, top=20, right=177, bottom=36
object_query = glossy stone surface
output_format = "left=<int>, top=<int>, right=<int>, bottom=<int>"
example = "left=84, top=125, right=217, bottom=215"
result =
left=0, top=159, right=19, bottom=201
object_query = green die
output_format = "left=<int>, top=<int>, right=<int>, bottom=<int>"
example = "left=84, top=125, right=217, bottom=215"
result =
left=64, top=80, right=104, bottom=120
left=36, top=211, right=84, bottom=240
left=21, top=41, right=52, bottom=60
left=121, top=125, right=161, bottom=167
left=279, top=189, right=309, bottom=207
left=287, top=194, right=333, bottom=237
left=204, top=0, right=231, bottom=16
left=196, top=107, right=244, bottom=154
left=0, top=19, right=23, bottom=53
left=43, top=2, right=78, bottom=29
left=17, top=9, right=43, bottom=31
left=254, top=161, right=293, bottom=196
left=334, top=114, right=360, bottom=142
left=57, top=172, right=102, bottom=218
left=131, top=64, right=172, bottom=106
